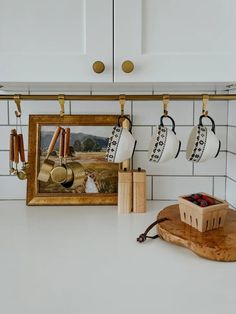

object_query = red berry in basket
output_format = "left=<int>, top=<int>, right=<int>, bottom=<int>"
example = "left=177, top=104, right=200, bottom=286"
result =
left=193, top=194, right=200, bottom=201
left=199, top=200, right=208, bottom=207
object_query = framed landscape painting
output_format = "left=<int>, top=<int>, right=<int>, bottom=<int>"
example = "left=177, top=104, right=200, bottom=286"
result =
left=27, top=115, right=125, bottom=205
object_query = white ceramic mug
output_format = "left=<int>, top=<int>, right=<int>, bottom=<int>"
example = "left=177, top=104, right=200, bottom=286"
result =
left=148, top=115, right=181, bottom=164
left=105, top=116, right=136, bottom=163
left=186, top=115, right=221, bottom=163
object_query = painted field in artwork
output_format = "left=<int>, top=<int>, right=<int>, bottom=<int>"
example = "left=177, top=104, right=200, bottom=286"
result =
left=39, top=125, right=119, bottom=194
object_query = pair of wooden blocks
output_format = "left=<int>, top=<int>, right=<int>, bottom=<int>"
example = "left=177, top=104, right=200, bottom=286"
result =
left=118, top=168, right=146, bottom=213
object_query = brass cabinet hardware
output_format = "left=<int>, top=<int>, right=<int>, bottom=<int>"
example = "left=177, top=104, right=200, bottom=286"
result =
left=92, top=61, right=105, bottom=74
left=163, top=95, right=170, bottom=116
left=119, top=94, right=126, bottom=117
left=202, top=94, right=209, bottom=116
left=1, top=94, right=236, bottom=101
left=58, top=94, right=65, bottom=117
left=14, top=94, right=22, bottom=117
left=121, top=60, right=134, bottom=73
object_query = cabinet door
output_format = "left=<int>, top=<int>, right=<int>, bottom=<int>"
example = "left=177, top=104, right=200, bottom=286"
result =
left=115, top=0, right=236, bottom=82
left=0, top=0, right=112, bottom=82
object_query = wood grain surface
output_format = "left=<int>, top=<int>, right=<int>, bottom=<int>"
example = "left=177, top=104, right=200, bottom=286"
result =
left=157, top=204, right=236, bottom=262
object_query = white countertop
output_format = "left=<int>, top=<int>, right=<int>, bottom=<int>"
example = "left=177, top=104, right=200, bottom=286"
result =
left=0, top=200, right=235, bottom=314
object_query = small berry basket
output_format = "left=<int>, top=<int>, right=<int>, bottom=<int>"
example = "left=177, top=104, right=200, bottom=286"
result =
left=178, top=193, right=229, bottom=232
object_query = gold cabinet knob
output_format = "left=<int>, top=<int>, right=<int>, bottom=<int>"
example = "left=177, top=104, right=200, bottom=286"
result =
left=121, top=60, right=134, bottom=73
left=92, top=61, right=105, bottom=74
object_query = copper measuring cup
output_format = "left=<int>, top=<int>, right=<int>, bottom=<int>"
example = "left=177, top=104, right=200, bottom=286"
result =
left=60, top=128, right=85, bottom=189
left=17, top=133, right=29, bottom=180
left=9, top=129, right=16, bottom=174
left=50, top=128, right=68, bottom=184
left=37, top=126, right=61, bottom=182
left=9, top=129, right=29, bottom=180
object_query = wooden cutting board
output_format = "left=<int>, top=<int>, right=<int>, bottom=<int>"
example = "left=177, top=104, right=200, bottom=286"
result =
left=157, top=204, right=236, bottom=262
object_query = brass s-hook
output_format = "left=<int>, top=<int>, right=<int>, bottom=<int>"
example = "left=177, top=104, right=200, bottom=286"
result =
left=202, top=94, right=209, bottom=116
left=58, top=94, right=65, bottom=117
left=163, top=95, right=169, bottom=116
left=14, top=95, right=22, bottom=118
left=119, top=94, right=126, bottom=117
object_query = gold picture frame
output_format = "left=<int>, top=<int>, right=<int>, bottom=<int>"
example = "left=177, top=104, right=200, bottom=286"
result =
left=27, top=115, right=127, bottom=205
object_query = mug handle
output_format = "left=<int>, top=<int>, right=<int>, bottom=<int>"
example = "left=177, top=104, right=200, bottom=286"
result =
left=199, top=115, right=216, bottom=134
left=117, top=115, right=132, bottom=132
left=160, top=115, right=176, bottom=134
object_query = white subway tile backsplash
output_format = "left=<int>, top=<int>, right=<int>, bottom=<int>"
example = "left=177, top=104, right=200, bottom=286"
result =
left=9, top=101, right=70, bottom=125
left=194, top=101, right=228, bottom=126
left=227, top=153, right=236, bottom=181
left=133, top=126, right=152, bottom=150
left=133, top=152, right=192, bottom=176
left=226, top=178, right=236, bottom=208
left=214, top=177, right=226, bottom=200
left=175, top=126, right=193, bottom=151
left=0, top=101, right=8, bottom=124
left=0, top=176, right=26, bottom=199
left=194, top=153, right=226, bottom=176
left=228, top=101, right=236, bottom=126
left=71, top=101, right=131, bottom=115
left=0, top=126, right=28, bottom=150
left=153, top=176, right=213, bottom=200
left=0, top=151, right=11, bottom=175
left=228, top=127, right=236, bottom=153
left=133, top=101, right=194, bottom=126
left=215, top=126, right=227, bottom=151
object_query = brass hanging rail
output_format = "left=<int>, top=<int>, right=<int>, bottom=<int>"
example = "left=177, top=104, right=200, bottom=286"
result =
left=0, top=94, right=236, bottom=101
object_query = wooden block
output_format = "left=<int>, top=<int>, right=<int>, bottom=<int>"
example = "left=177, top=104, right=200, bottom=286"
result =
left=118, top=170, right=132, bottom=213
left=133, top=168, right=146, bottom=213
left=121, top=117, right=131, bottom=170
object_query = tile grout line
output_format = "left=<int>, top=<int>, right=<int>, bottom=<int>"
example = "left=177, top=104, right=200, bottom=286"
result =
left=151, top=175, right=153, bottom=200
left=225, top=98, right=229, bottom=200
left=7, top=100, right=10, bottom=125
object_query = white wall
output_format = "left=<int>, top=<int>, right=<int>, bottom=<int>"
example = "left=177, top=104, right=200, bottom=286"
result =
left=0, top=89, right=228, bottom=201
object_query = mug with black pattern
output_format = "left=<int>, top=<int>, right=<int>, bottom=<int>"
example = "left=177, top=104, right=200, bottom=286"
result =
left=105, top=116, right=136, bottom=163
left=148, top=115, right=181, bottom=164
left=186, top=115, right=221, bottom=163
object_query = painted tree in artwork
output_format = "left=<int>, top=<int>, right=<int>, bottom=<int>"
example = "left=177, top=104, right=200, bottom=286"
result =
left=83, top=138, right=96, bottom=152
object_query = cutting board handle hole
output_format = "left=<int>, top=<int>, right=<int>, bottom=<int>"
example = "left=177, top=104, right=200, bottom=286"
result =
left=190, top=215, right=192, bottom=224
left=184, top=212, right=186, bottom=220
left=219, top=217, right=221, bottom=225
left=196, top=218, right=198, bottom=228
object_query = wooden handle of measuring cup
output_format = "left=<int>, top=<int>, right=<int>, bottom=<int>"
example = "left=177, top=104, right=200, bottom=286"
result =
left=59, top=128, right=65, bottom=158
left=64, top=128, right=70, bottom=158
left=47, top=126, right=61, bottom=156
left=13, top=132, right=19, bottom=164
left=10, top=129, right=17, bottom=162
left=18, top=134, right=25, bottom=163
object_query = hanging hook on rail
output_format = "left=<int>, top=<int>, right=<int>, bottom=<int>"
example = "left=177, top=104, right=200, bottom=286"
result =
left=119, top=94, right=126, bottom=118
left=163, top=95, right=169, bottom=116
left=58, top=94, right=65, bottom=117
left=202, top=94, right=209, bottom=116
left=14, top=95, right=22, bottom=118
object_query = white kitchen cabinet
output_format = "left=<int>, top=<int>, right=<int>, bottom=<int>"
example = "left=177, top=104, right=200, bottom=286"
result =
left=114, top=0, right=236, bottom=82
left=0, top=0, right=113, bottom=83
